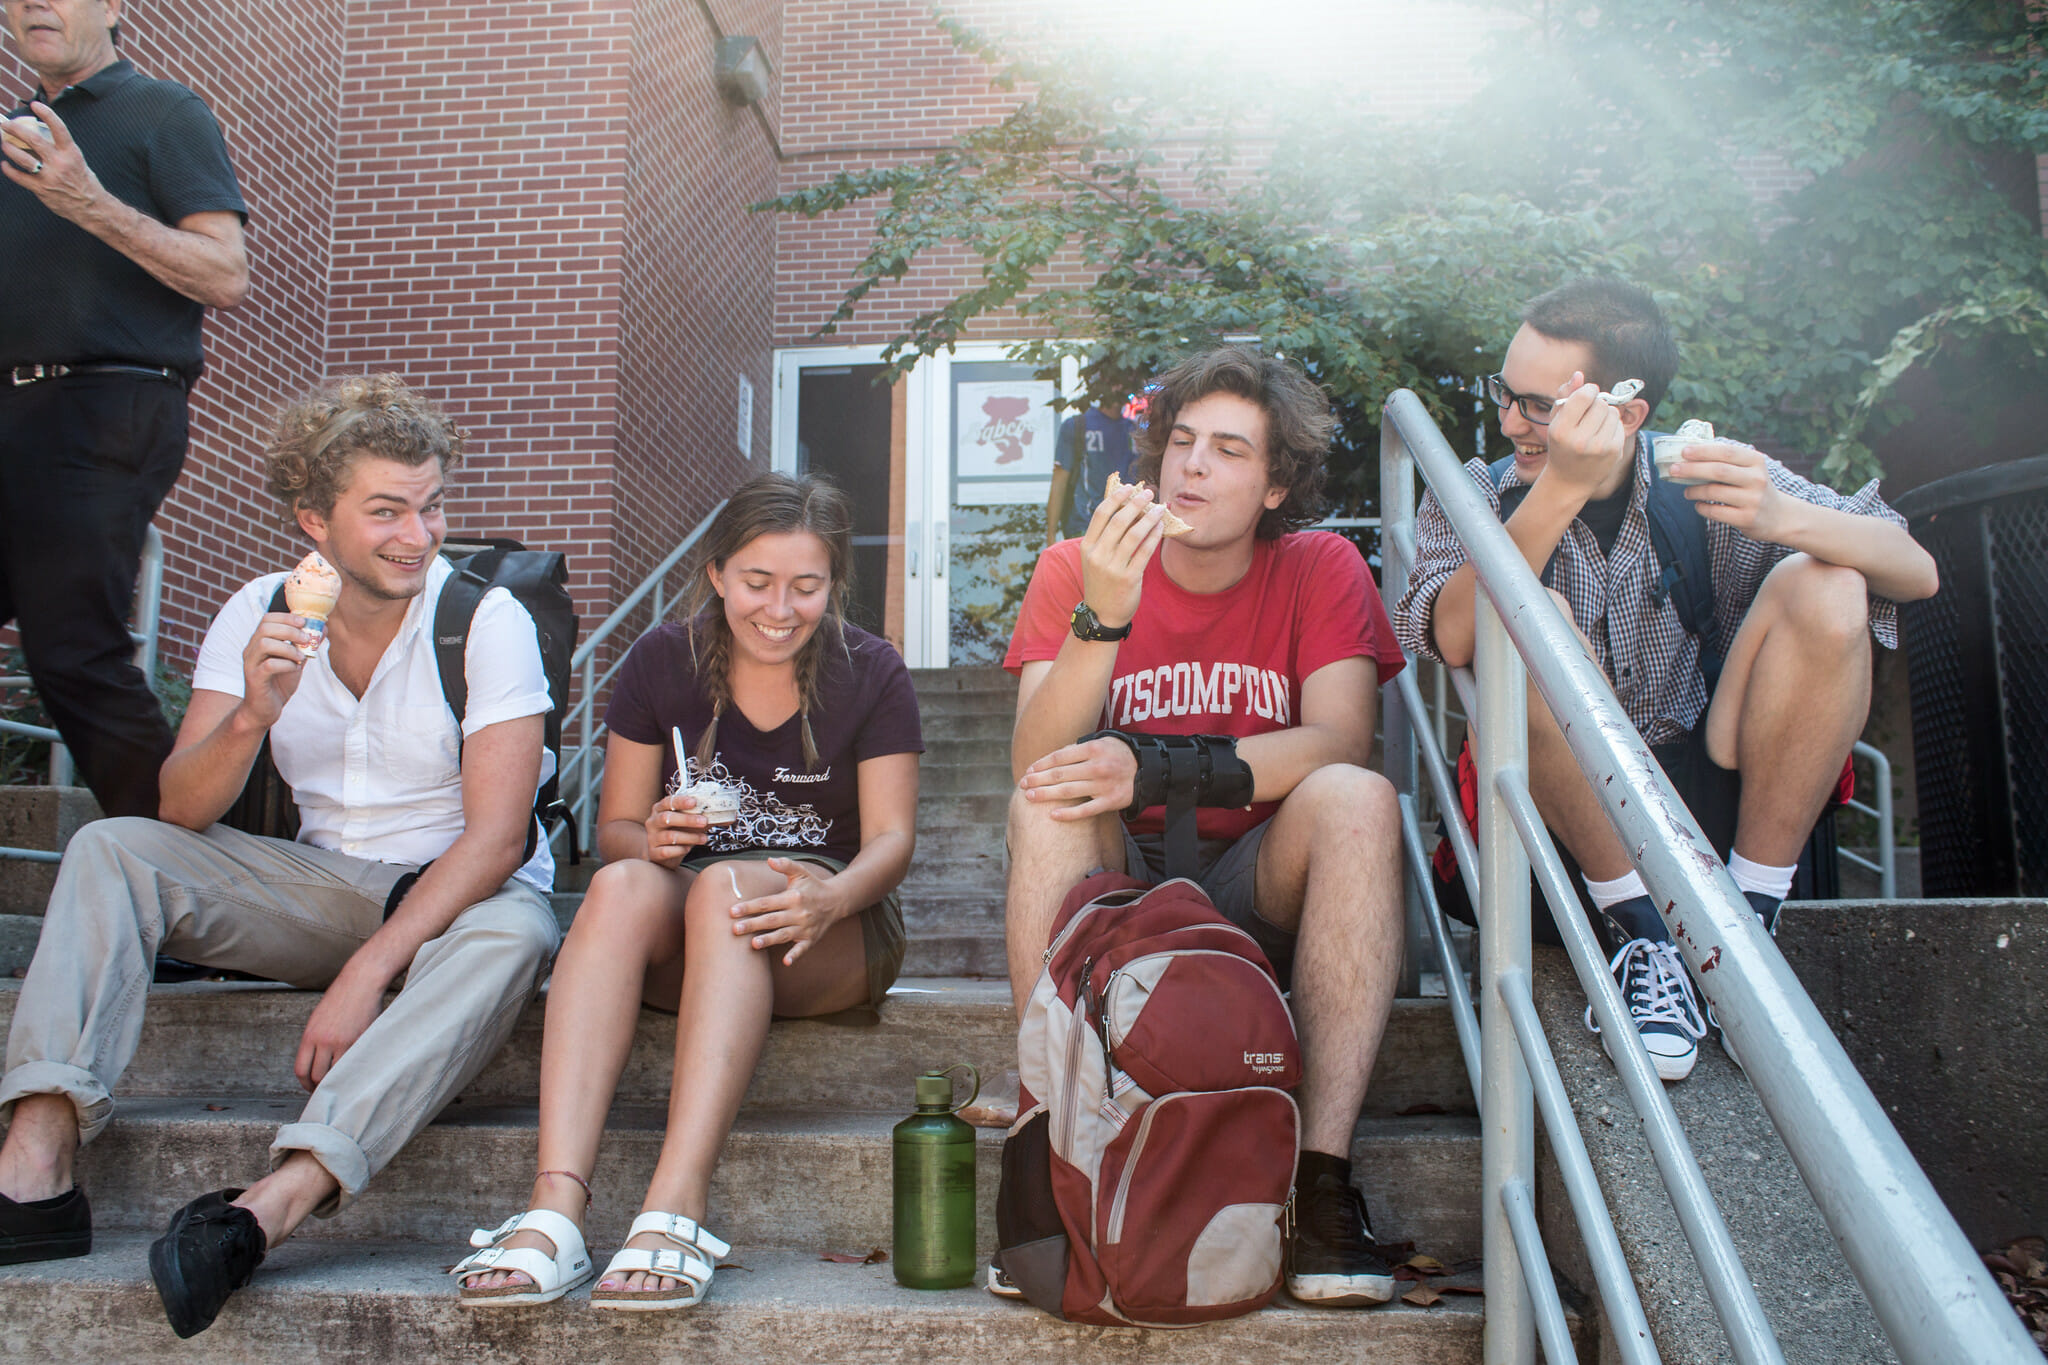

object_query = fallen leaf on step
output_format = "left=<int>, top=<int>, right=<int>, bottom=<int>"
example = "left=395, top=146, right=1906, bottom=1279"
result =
left=821, top=1247, right=887, bottom=1265
left=203, top=1104, right=229, bottom=1112
left=1401, top=1285, right=1442, bottom=1306
left=1402, top=1254, right=1447, bottom=1275
left=1439, top=1284, right=1485, bottom=1295
left=9, top=968, right=24, bottom=979
left=716, top=1261, right=750, bottom=1272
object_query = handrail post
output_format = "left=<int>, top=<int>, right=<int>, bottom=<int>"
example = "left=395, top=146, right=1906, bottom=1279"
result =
left=1475, top=585, right=1534, bottom=1365
left=579, top=652, right=597, bottom=851
left=1380, top=421, right=1425, bottom=997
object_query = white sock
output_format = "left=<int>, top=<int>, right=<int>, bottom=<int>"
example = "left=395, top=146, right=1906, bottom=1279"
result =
left=1726, top=852, right=1795, bottom=901
left=1581, top=869, right=1646, bottom=911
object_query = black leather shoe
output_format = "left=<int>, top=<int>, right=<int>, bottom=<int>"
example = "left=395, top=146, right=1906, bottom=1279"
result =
left=149, top=1190, right=266, bottom=1338
left=0, top=1185, right=91, bottom=1265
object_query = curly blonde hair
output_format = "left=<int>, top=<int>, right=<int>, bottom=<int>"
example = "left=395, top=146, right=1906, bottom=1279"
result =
left=264, top=374, right=464, bottom=521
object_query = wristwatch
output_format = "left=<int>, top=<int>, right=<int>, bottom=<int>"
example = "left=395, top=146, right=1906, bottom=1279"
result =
left=1069, top=601, right=1131, bottom=643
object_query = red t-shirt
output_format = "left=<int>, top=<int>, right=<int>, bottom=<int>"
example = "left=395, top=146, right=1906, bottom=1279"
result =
left=1003, top=531, right=1406, bottom=839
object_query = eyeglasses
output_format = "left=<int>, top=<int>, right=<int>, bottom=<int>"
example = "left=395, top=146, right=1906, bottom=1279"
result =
left=1483, top=373, right=1556, bottom=426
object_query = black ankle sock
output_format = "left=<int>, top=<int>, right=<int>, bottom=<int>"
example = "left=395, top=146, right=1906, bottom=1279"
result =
left=1296, top=1149, right=1352, bottom=1190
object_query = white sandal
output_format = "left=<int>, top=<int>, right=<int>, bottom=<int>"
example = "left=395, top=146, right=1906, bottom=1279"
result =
left=451, top=1208, right=595, bottom=1307
left=589, top=1211, right=730, bottom=1311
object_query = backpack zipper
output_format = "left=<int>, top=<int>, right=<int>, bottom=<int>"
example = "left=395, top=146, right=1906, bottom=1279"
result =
left=1057, top=955, right=1097, bottom=1152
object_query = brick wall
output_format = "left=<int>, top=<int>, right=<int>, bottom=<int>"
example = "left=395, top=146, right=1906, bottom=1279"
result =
left=322, top=2, right=637, bottom=641
left=612, top=0, right=781, bottom=618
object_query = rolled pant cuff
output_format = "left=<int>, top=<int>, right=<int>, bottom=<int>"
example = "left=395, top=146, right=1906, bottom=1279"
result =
left=269, top=1122, right=369, bottom=1217
left=0, top=1061, right=113, bottom=1144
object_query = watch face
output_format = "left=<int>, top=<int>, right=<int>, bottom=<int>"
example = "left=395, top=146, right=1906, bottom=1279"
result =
left=1070, top=602, right=1127, bottom=641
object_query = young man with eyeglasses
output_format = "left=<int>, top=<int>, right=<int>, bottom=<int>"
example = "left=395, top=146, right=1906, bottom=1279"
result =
left=1393, top=278, right=1936, bottom=1081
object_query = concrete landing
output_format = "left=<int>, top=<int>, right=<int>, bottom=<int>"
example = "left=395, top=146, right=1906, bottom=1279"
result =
left=0, top=1234, right=1493, bottom=1365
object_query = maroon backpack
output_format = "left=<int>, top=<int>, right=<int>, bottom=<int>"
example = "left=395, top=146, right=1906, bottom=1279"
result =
left=993, top=871, right=1301, bottom=1326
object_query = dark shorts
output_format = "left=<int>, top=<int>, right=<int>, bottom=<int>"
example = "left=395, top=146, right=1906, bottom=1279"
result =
left=1436, top=725, right=1739, bottom=950
left=1119, top=819, right=1298, bottom=989
left=682, top=846, right=904, bottom=1016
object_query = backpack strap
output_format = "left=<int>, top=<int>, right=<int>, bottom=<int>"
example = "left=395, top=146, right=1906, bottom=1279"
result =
left=1638, top=434, right=1724, bottom=691
left=431, top=547, right=542, bottom=865
left=1486, top=455, right=1559, bottom=582
left=1488, top=448, right=1723, bottom=691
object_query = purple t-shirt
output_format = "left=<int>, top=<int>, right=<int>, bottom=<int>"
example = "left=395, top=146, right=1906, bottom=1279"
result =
left=604, top=620, right=923, bottom=866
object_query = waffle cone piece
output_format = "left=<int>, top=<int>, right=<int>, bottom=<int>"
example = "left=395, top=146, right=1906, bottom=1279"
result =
left=1105, top=471, right=1192, bottom=536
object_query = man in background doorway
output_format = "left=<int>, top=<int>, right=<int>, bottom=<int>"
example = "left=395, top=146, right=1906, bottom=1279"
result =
left=1045, top=395, right=1139, bottom=547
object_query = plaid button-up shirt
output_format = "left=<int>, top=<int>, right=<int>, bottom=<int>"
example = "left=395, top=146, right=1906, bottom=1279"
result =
left=1393, top=435, right=1907, bottom=745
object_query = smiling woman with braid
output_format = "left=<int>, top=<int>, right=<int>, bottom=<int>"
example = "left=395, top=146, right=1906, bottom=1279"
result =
left=452, top=472, right=923, bottom=1311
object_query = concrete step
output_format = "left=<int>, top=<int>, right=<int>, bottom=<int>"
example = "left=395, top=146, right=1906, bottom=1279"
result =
left=916, top=763, right=1016, bottom=798
left=902, top=824, right=1011, bottom=867
left=900, top=934, right=1006, bottom=978
left=912, top=792, right=1009, bottom=828
left=68, top=1100, right=1481, bottom=1262
left=1, top=911, right=41, bottom=974
left=909, top=666, right=1017, bottom=702
left=0, top=982, right=1476, bottom=1118
left=898, top=890, right=1002, bottom=938
left=922, top=735, right=1009, bottom=770
left=0, top=1234, right=1498, bottom=1364
left=0, top=786, right=99, bottom=914
left=916, top=710, right=1016, bottom=742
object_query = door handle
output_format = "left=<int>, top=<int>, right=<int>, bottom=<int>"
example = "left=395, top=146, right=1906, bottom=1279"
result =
left=934, top=522, right=948, bottom=579
left=907, top=521, right=919, bottom=578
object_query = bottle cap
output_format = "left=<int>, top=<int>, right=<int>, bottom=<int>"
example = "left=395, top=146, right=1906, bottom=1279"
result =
left=916, top=1073, right=955, bottom=1108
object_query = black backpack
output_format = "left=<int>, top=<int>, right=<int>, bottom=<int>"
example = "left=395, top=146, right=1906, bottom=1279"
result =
left=220, top=542, right=580, bottom=865
left=1489, top=435, right=1724, bottom=690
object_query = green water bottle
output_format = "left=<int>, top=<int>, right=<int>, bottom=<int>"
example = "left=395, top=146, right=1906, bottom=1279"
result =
left=892, top=1064, right=979, bottom=1289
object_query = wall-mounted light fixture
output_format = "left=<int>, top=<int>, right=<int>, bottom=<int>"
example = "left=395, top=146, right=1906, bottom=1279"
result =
left=715, top=36, right=771, bottom=108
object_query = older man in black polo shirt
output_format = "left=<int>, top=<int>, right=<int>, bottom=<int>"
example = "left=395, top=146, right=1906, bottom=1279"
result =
left=1, top=0, right=248, bottom=819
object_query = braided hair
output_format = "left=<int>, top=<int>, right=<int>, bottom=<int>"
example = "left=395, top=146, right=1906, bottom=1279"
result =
left=682, top=472, right=855, bottom=774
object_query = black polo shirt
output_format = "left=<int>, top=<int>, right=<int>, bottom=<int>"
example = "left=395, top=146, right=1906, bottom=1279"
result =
left=2, top=60, right=246, bottom=378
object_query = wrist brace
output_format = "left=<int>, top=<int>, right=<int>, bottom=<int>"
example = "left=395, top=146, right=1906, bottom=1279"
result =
left=1082, top=731, right=1255, bottom=820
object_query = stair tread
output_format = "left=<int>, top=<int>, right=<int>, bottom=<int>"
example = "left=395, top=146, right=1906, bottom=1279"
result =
left=0, top=1232, right=1488, bottom=1362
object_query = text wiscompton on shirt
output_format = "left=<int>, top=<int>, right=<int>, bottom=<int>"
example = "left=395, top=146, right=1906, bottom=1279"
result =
left=192, top=556, right=556, bottom=892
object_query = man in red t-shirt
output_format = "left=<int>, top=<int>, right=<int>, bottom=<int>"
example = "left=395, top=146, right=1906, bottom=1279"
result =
left=1001, top=344, right=1408, bottom=1308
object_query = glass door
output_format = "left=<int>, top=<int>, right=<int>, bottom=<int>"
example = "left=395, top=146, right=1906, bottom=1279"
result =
left=776, top=343, right=1071, bottom=667
left=926, top=349, right=1067, bottom=666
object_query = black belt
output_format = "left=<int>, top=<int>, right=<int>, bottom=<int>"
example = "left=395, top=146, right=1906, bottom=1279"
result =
left=9, top=362, right=182, bottom=387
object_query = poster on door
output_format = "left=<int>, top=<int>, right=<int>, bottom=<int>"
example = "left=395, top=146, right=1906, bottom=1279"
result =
left=953, top=378, right=1057, bottom=504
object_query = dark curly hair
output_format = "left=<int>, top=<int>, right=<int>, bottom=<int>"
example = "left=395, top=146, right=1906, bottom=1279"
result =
left=1130, top=344, right=1333, bottom=539
left=264, top=374, right=465, bottom=522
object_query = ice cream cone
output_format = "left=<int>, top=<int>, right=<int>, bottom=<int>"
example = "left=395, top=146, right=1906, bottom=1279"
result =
left=284, top=551, right=342, bottom=657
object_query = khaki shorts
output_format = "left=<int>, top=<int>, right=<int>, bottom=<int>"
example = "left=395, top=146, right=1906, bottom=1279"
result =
left=683, top=846, right=905, bottom=1016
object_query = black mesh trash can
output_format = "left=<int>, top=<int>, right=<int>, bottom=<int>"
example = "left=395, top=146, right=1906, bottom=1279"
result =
left=1896, top=455, right=2048, bottom=897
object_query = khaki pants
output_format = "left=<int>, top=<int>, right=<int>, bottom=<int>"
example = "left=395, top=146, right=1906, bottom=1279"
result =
left=0, top=817, right=558, bottom=1214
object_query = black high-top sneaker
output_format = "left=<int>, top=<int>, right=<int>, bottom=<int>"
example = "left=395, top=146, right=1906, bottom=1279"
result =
left=1286, top=1172, right=1396, bottom=1307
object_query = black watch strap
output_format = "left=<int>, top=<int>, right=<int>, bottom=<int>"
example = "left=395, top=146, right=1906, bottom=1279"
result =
left=1070, top=601, right=1131, bottom=642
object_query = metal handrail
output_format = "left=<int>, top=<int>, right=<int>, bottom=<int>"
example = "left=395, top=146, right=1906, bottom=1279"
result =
left=0, top=527, right=165, bottom=862
left=553, top=500, right=727, bottom=854
left=1377, top=387, right=2032, bottom=1364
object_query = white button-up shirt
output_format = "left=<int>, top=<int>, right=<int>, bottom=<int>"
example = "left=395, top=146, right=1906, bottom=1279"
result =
left=193, top=555, right=556, bottom=893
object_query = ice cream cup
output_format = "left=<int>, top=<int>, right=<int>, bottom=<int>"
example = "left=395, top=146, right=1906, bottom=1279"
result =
left=1653, top=420, right=1720, bottom=488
